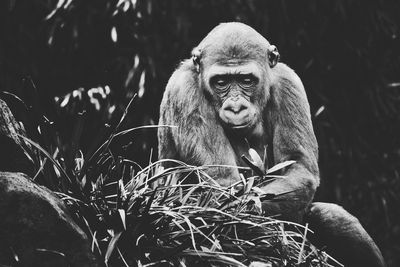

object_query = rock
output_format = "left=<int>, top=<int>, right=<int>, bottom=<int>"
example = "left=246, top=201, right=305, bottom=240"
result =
left=0, top=98, right=34, bottom=176
left=306, top=202, right=386, bottom=267
left=0, top=171, right=103, bottom=267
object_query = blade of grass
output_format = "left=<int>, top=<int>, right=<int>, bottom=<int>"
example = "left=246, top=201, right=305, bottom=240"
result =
left=18, top=134, right=72, bottom=186
left=105, top=231, right=123, bottom=265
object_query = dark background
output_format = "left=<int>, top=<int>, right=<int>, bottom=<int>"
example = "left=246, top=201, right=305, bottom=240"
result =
left=1, top=0, right=400, bottom=266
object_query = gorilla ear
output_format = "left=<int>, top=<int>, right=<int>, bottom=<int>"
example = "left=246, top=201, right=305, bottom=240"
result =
left=267, top=45, right=280, bottom=68
left=191, top=48, right=202, bottom=73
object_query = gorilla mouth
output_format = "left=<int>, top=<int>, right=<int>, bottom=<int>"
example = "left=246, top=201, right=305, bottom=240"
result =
left=230, top=122, right=251, bottom=129
left=226, top=119, right=254, bottom=131
left=221, top=114, right=254, bottom=130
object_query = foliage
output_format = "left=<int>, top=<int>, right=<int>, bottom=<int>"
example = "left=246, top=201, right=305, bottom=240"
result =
left=1, top=0, right=400, bottom=266
left=11, top=96, right=339, bottom=266
left=58, top=158, right=340, bottom=267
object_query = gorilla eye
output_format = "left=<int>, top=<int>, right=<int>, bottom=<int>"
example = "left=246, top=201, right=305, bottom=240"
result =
left=211, top=76, right=229, bottom=89
left=239, top=75, right=257, bottom=88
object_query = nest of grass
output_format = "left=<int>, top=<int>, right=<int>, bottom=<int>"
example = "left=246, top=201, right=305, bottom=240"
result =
left=16, top=96, right=342, bottom=267
left=52, top=157, right=341, bottom=267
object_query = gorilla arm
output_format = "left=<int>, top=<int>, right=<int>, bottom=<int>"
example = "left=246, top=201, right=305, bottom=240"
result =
left=158, top=60, right=240, bottom=186
left=261, top=63, right=320, bottom=221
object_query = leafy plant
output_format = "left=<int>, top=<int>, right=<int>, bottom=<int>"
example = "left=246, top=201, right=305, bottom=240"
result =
left=10, top=93, right=341, bottom=267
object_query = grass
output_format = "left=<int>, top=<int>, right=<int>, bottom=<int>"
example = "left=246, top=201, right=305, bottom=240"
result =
left=5, top=91, right=342, bottom=266
left=55, top=158, right=342, bottom=267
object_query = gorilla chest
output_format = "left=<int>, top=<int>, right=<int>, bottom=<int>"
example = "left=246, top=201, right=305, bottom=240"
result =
left=226, top=130, right=270, bottom=171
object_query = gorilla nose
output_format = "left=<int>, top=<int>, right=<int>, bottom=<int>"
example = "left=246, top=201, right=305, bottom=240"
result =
left=220, top=97, right=251, bottom=126
left=224, top=102, right=247, bottom=114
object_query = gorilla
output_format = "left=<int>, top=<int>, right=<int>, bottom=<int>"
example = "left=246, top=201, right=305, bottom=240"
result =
left=158, top=22, right=385, bottom=267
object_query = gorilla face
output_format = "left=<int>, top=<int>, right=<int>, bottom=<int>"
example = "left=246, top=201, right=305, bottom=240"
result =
left=192, top=23, right=274, bottom=136
left=205, top=60, right=265, bottom=135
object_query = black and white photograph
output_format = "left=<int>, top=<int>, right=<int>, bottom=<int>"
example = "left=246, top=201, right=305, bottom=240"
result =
left=0, top=1, right=399, bottom=266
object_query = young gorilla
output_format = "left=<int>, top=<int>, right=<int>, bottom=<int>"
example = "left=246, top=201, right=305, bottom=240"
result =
left=158, top=22, right=385, bottom=267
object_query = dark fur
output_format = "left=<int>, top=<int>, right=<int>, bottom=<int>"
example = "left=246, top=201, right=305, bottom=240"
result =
left=158, top=22, right=385, bottom=266
left=159, top=23, right=318, bottom=220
